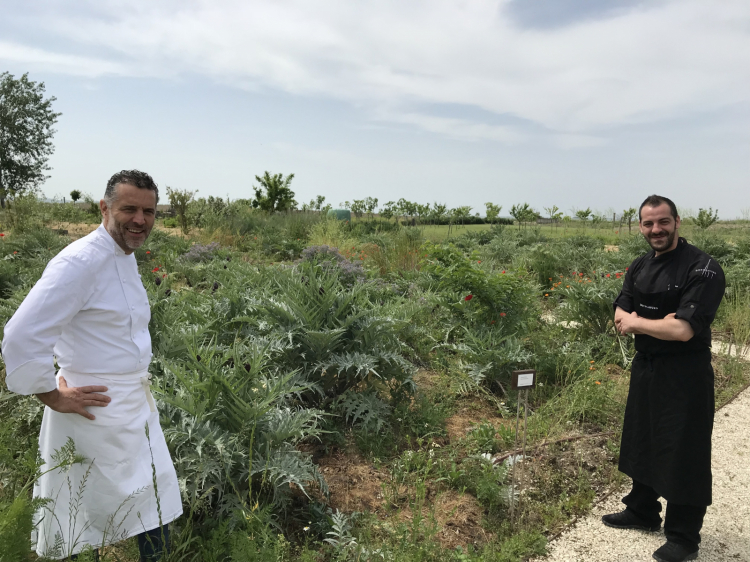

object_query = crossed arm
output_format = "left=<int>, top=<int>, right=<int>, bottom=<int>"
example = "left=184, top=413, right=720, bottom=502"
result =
left=614, top=306, right=695, bottom=342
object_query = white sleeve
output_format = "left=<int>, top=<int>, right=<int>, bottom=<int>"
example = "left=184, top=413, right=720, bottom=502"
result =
left=2, top=254, right=94, bottom=395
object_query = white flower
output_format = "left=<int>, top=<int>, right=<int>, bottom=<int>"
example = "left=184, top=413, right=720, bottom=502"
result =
left=303, top=526, right=310, bottom=532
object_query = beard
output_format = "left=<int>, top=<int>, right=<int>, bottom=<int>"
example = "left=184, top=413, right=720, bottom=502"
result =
left=645, top=228, right=676, bottom=252
left=105, top=216, right=152, bottom=251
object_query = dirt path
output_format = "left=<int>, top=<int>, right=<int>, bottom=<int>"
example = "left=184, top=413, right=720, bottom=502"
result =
left=533, top=385, right=750, bottom=562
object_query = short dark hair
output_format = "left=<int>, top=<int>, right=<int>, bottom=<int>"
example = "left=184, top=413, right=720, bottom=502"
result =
left=639, top=195, right=678, bottom=221
left=104, top=170, right=159, bottom=205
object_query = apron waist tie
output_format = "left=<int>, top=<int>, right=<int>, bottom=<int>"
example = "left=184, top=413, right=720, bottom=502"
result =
left=140, top=374, right=156, bottom=413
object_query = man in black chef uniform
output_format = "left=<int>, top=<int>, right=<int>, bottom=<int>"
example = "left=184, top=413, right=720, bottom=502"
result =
left=603, top=195, right=725, bottom=562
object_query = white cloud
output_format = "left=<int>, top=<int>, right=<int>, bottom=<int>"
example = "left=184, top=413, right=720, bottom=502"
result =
left=3, top=0, right=749, bottom=141
left=0, top=41, right=128, bottom=77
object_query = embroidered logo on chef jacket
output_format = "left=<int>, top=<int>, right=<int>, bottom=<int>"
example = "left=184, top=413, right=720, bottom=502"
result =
left=695, top=259, right=717, bottom=278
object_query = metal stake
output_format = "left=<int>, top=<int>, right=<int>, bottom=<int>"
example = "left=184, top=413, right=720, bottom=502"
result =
left=510, top=394, right=522, bottom=525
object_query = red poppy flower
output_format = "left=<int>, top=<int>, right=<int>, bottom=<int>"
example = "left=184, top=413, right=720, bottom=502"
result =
left=146, top=251, right=151, bottom=254
left=500, top=312, right=506, bottom=317
left=477, top=260, right=481, bottom=264
left=0, top=233, right=4, bottom=237
left=465, top=294, right=473, bottom=301
left=162, top=274, right=167, bottom=278
left=152, top=267, right=159, bottom=272
left=606, top=273, right=611, bottom=278
left=625, top=267, right=629, bottom=271
left=501, top=270, right=505, bottom=274
left=13, top=251, right=17, bottom=254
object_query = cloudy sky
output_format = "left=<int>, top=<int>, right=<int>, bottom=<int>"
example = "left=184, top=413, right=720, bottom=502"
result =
left=2, top=0, right=749, bottom=217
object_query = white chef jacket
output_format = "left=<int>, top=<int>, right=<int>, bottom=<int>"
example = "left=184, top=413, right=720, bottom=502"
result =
left=1, top=225, right=182, bottom=557
left=3, top=225, right=153, bottom=392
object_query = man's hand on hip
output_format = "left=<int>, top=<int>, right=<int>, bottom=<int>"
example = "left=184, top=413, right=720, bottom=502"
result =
left=35, top=376, right=111, bottom=420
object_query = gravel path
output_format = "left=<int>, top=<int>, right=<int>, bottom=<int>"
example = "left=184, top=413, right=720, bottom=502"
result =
left=533, top=385, right=750, bottom=562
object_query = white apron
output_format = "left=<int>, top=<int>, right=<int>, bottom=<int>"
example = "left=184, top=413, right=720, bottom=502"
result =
left=32, top=369, right=183, bottom=558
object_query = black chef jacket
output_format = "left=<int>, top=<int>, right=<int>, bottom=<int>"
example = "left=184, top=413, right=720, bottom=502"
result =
left=613, top=237, right=725, bottom=506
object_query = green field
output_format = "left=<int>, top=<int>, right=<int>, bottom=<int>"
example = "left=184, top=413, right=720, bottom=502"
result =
left=1, top=198, right=748, bottom=562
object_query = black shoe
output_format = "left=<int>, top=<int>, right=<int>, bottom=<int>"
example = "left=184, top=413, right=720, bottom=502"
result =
left=601, top=509, right=661, bottom=532
left=652, top=541, right=698, bottom=562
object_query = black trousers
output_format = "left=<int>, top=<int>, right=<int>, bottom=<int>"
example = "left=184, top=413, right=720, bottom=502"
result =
left=70, top=524, right=169, bottom=561
left=623, top=480, right=706, bottom=549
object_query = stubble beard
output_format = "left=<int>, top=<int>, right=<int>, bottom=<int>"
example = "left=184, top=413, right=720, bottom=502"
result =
left=646, top=228, right=676, bottom=252
left=105, top=216, right=151, bottom=251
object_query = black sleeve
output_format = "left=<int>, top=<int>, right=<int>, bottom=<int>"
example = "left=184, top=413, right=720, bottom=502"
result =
left=674, top=256, right=726, bottom=335
left=613, top=259, right=637, bottom=313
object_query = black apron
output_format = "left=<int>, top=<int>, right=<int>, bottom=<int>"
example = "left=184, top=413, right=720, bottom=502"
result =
left=619, top=245, right=715, bottom=506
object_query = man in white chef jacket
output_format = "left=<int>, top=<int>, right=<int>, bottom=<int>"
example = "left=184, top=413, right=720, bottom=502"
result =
left=2, top=170, right=182, bottom=560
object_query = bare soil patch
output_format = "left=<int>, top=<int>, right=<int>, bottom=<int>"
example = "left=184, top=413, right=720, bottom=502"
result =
left=445, top=395, right=508, bottom=443
left=316, top=448, right=491, bottom=549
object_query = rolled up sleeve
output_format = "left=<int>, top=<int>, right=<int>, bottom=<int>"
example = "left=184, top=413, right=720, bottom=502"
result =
left=2, top=255, right=93, bottom=395
left=674, top=258, right=726, bottom=336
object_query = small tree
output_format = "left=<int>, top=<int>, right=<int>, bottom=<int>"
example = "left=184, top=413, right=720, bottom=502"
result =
left=574, top=207, right=592, bottom=229
left=350, top=199, right=366, bottom=219
left=485, top=202, right=502, bottom=225
left=622, top=207, right=637, bottom=234
left=69, top=189, right=82, bottom=203
left=166, top=186, right=197, bottom=234
left=252, top=172, right=296, bottom=213
left=543, top=205, right=563, bottom=229
left=510, top=202, right=535, bottom=229
left=364, top=197, right=378, bottom=220
left=694, top=207, right=719, bottom=230
left=430, top=203, right=448, bottom=225
left=380, top=201, right=396, bottom=223
left=0, top=72, right=62, bottom=208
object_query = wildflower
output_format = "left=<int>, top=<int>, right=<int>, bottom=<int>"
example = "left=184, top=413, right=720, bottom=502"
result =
left=625, top=267, right=629, bottom=271
left=146, top=251, right=151, bottom=254
left=13, top=251, right=17, bottom=254
left=162, top=274, right=167, bottom=278
left=0, top=233, right=4, bottom=237
left=491, top=320, right=495, bottom=324
left=502, top=270, right=505, bottom=274
left=303, top=526, right=310, bottom=532
left=566, top=285, right=570, bottom=288
left=500, top=312, right=506, bottom=317
left=590, top=360, right=595, bottom=363
left=477, top=260, right=481, bottom=264
left=606, top=273, right=611, bottom=278
left=152, top=267, right=159, bottom=272
left=590, top=367, right=595, bottom=370
left=595, top=381, right=601, bottom=385
left=465, top=294, right=473, bottom=301
left=544, top=293, right=549, bottom=297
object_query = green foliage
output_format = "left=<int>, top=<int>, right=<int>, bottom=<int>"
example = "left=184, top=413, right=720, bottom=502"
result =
left=0, top=72, right=61, bottom=205
left=334, top=390, right=391, bottom=434
left=509, top=203, right=537, bottom=228
left=0, top=495, right=35, bottom=560
left=574, top=208, right=592, bottom=226
left=166, top=186, right=197, bottom=234
left=694, top=207, right=719, bottom=229
left=252, top=172, right=296, bottom=213
left=421, top=242, right=537, bottom=329
left=557, top=271, right=624, bottom=336
left=69, top=189, right=82, bottom=202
